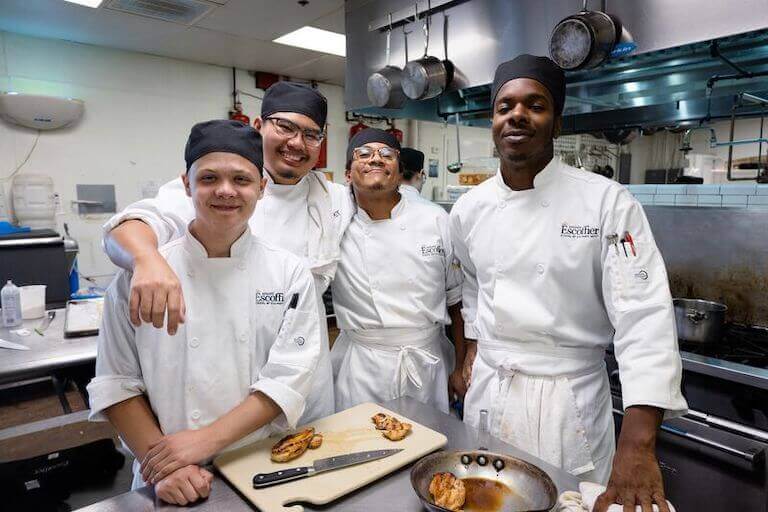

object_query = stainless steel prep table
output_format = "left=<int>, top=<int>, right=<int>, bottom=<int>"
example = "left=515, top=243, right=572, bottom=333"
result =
left=77, top=396, right=581, bottom=511
left=0, top=309, right=98, bottom=386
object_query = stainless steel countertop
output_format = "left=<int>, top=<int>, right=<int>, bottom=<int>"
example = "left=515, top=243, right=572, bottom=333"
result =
left=76, top=397, right=581, bottom=511
left=0, top=309, right=98, bottom=384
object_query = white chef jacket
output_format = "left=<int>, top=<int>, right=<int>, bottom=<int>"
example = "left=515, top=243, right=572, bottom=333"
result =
left=102, top=171, right=352, bottom=424
left=450, top=157, right=687, bottom=483
left=398, top=184, right=433, bottom=206
left=331, top=195, right=462, bottom=413
left=88, top=227, right=322, bottom=487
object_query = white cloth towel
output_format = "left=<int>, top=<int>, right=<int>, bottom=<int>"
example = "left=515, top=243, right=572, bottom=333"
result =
left=557, top=482, right=677, bottom=512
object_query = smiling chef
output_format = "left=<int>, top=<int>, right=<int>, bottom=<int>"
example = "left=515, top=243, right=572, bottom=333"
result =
left=449, top=55, right=687, bottom=512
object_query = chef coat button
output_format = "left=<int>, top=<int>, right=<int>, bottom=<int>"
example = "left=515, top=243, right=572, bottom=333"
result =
left=191, top=410, right=201, bottom=421
left=187, top=269, right=194, bottom=277
left=239, top=333, right=248, bottom=343
left=400, top=225, right=406, bottom=231
left=496, top=323, right=504, bottom=332
left=190, top=337, right=200, bottom=348
left=499, top=202, right=506, bottom=209
left=536, top=264, right=545, bottom=275
left=237, top=262, right=246, bottom=271
left=541, top=199, right=550, bottom=207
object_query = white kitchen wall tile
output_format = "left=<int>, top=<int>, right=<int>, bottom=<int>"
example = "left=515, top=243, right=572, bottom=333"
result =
left=720, top=184, right=757, bottom=195
left=721, top=195, right=748, bottom=207
left=697, top=195, right=722, bottom=206
left=653, top=194, right=675, bottom=205
left=685, top=184, right=721, bottom=195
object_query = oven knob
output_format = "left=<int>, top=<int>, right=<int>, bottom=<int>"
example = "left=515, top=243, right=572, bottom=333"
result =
left=493, top=459, right=505, bottom=471
left=461, top=454, right=472, bottom=465
left=476, top=455, right=488, bottom=466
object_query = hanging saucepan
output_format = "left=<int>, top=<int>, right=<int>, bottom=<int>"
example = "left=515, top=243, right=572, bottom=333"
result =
left=549, top=0, right=622, bottom=70
left=401, top=3, right=453, bottom=101
left=367, top=14, right=407, bottom=109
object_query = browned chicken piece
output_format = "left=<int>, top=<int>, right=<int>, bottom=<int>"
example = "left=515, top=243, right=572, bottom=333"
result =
left=270, top=427, right=315, bottom=462
left=309, top=433, right=323, bottom=449
left=371, top=412, right=405, bottom=431
left=382, top=422, right=412, bottom=441
left=429, top=472, right=466, bottom=512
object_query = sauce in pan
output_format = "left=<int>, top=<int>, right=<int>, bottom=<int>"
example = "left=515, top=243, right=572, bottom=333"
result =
left=461, top=477, right=512, bottom=511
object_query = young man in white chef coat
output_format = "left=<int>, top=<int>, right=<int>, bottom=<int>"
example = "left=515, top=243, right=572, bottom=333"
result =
left=450, top=55, right=687, bottom=512
left=88, top=120, right=323, bottom=505
left=398, top=147, right=429, bottom=204
left=101, top=82, right=350, bottom=424
left=331, top=128, right=466, bottom=413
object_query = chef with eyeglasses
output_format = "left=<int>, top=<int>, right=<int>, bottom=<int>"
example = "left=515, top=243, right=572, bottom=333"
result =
left=101, top=82, right=352, bottom=424
left=331, top=128, right=466, bottom=413
left=450, top=55, right=686, bottom=512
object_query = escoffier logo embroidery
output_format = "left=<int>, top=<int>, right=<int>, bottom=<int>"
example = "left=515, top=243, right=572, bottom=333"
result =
left=255, top=292, right=285, bottom=305
left=560, top=223, right=600, bottom=239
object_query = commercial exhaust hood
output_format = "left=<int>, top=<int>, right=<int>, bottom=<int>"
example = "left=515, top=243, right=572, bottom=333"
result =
left=345, top=0, right=768, bottom=133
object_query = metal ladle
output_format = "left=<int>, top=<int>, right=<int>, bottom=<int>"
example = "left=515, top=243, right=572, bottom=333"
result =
left=447, top=113, right=463, bottom=173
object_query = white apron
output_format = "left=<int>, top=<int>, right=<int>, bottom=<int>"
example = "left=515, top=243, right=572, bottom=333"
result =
left=331, top=325, right=450, bottom=413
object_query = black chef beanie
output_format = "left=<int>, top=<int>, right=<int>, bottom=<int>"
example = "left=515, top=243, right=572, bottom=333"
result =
left=346, top=128, right=402, bottom=169
left=184, top=119, right=263, bottom=173
left=400, top=147, right=425, bottom=180
left=491, top=54, right=566, bottom=115
left=261, top=81, right=328, bottom=129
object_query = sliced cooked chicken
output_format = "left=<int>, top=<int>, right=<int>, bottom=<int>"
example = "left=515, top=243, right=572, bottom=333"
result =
left=382, top=422, right=412, bottom=441
left=309, top=433, right=323, bottom=449
left=270, top=427, right=315, bottom=462
left=371, top=412, right=405, bottom=431
left=429, top=472, right=466, bottom=512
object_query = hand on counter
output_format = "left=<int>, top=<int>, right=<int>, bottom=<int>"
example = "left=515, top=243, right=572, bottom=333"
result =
left=593, top=405, right=669, bottom=512
left=155, top=464, right=213, bottom=506
left=130, top=251, right=186, bottom=335
left=142, top=427, right=218, bottom=484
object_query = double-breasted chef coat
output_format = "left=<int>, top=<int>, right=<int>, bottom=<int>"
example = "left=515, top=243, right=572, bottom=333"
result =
left=331, top=194, right=462, bottom=413
left=103, top=171, right=354, bottom=423
left=449, top=157, right=687, bottom=483
left=88, top=228, right=322, bottom=488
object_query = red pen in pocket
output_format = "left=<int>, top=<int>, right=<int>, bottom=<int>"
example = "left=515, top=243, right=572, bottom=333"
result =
left=624, top=231, right=637, bottom=257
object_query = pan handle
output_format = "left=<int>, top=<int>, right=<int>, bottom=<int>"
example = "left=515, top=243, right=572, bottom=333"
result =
left=385, top=14, right=392, bottom=67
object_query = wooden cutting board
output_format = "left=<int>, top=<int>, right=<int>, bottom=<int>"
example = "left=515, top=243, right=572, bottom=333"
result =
left=214, top=402, right=447, bottom=512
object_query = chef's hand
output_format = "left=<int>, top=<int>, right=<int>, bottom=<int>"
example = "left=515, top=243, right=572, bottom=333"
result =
left=154, top=465, right=213, bottom=506
left=130, top=251, right=186, bottom=335
left=448, top=367, right=468, bottom=401
left=594, top=406, right=669, bottom=512
left=461, top=341, right=477, bottom=390
left=142, top=428, right=219, bottom=484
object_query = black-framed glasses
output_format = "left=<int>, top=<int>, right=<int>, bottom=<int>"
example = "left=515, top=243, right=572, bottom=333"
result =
left=266, top=117, right=325, bottom=147
left=352, top=146, right=399, bottom=162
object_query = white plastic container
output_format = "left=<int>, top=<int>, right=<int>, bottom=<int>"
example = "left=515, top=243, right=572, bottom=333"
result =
left=1, top=280, right=23, bottom=327
left=20, top=284, right=46, bottom=319
left=11, top=174, right=56, bottom=229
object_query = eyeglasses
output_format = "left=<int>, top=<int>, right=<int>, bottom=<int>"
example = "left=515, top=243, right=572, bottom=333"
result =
left=352, top=146, right=399, bottom=162
left=266, top=117, right=325, bottom=147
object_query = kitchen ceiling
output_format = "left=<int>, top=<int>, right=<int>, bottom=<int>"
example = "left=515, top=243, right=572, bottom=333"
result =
left=0, top=0, right=347, bottom=85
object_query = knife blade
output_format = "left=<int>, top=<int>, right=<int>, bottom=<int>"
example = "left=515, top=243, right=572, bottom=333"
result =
left=252, top=448, right=403, bottom=488
left=35, top=311, right=56, bottom=336
left=0, top=339, right=30, bottom=350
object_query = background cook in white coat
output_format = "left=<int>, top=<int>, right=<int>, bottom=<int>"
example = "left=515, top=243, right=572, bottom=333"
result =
left=331, top=131, right=465, bottom=413
left=101, top=84, right=349, bottom=424
left=450, top=56, right=685, bottom=512
left=398, top=147, right=430, bottom=206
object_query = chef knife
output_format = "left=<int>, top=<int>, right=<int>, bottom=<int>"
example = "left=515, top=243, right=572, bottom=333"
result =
left=35, top=311, right=56, bottom=336
left=0, top=339, right=31, bottom=350
left=252, top=449, right=403, bottom=488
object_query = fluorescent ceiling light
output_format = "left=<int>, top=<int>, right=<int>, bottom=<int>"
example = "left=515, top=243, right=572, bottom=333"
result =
left=62, top=0, right=104, bottom=7
left=273, top=26, right=346, bottom=57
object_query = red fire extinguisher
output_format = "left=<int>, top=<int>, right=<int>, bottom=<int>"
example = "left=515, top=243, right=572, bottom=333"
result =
left=387, top=121, right=403, bottom=143
left=349, top=121, right=369, bottom=140
left=229, top=99, right=250, bottom=125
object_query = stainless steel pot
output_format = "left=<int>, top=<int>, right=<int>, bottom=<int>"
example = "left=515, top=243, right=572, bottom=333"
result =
left=367, top=15, right=407, bottom=109
left=410, top=450, right=557, bottom=512
left=401, top=4, right=452, bottom=100
left=549, top=0, right=621, bottom=70
left=673, top=298, right=728, bottom=345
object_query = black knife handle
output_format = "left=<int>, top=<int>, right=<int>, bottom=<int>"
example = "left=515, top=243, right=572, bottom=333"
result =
left=253, top=466, right=310, bottom=488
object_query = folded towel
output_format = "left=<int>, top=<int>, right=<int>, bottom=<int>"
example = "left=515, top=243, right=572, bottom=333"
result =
left=556, top=482, right=676, bottom=512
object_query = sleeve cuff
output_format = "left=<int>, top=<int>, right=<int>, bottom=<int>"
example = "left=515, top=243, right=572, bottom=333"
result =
left=464, top=320, right=478, bottom=340
left=251, top=377, right=306, bottom=431
left=446, top=286, right=462, bottom=307
left=86, top=375, right=146, bottom=422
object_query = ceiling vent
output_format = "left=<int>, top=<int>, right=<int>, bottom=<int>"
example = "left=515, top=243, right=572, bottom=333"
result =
left=105, top=0, right=215, bottom=25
